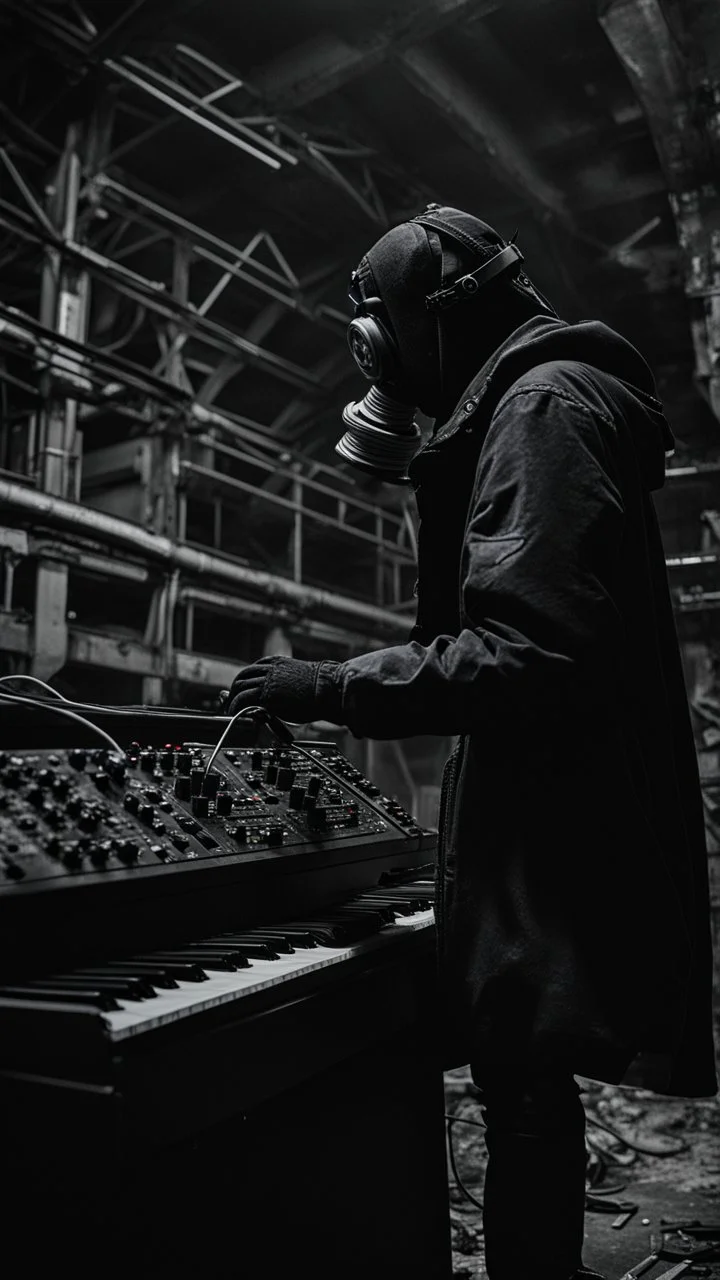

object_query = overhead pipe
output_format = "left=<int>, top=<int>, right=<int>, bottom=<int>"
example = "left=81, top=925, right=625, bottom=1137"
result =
left=0, top=478, right=414, bottom=637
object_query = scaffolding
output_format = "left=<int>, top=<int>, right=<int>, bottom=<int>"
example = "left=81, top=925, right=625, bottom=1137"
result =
left=0, top=21, right=428, bottom=704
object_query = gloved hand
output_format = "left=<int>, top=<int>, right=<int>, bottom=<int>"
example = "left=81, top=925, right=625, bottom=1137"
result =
left=225, top=654, right=343, bottom=724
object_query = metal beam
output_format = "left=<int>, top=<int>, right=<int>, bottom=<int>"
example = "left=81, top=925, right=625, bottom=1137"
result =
left=253, top=0, right=502, bottom=109
left=398, top=45, right=571, bottom=224
left=0, top=478, right=415, bottom=636
left=105, top=55, right=297, bottom=171
left=0, top=211, right=326, bottom=392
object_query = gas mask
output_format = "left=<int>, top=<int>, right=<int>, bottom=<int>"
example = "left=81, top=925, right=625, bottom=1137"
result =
left=336, top=205, right=549, bottom=483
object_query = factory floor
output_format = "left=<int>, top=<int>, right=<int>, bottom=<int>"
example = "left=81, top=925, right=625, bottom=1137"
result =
left=446, top=1067, right=720, bottom=1280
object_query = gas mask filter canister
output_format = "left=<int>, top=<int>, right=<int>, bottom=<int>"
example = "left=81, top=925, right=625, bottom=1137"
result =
left=336, top=386, right=421, bottom=484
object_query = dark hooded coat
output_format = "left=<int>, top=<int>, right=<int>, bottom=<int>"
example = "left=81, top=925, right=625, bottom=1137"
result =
left=317, top=314, right=717, bottom=1097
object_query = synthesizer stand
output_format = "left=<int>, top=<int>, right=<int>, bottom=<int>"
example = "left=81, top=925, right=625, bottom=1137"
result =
left=0, top=702, right=452, bottom=1279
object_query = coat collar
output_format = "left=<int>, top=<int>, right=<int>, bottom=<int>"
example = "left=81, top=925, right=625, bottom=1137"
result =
left=409, top=315, right=568, bottom=479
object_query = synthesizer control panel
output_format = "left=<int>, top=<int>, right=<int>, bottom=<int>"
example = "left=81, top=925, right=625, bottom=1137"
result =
left=0, top=741, right=424, bottom=888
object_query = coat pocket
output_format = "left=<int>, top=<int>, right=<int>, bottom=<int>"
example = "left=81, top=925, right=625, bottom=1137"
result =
left=465, top=532, right=525, bottom=566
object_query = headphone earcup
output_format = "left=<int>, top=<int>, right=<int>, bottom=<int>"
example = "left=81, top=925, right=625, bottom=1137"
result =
left=347, top=315, right=399, bottom=383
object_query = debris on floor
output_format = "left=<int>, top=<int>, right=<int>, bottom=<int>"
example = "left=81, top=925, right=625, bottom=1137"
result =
left=444, top=1066, right=720, bottom=1279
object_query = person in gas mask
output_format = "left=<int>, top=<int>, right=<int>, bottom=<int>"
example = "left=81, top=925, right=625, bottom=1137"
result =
left=226, top=206, right=717, bottom=1280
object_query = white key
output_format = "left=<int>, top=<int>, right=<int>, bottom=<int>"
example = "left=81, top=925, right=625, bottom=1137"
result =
left=103, top=908, right=434, bottom=1042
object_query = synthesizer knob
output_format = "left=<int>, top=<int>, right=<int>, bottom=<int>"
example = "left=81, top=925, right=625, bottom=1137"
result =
left=42, top=804, right=63, bottom=828
left=191, top=795, right=209, bottom=819
left=276, top=767, right=294, bottom=790
left=307, top=806, right=327, bottom=833
left=3, top=858, right=25, bottom=880
left=251, top=750, right=263, bottom=770
left=202, top=772, right=220, bottom=799
left=62, top=843, right=84, bottom=868
left=116, top=839, right=140, bottom=864
left=177, top=751, right=192, bottom=775
left=124, top=792, right=140, bottom=813
left=139, top=750, right=156, bottom=773
left=307, top=774, right=322, bottom=798
left=267, top=826, right=284, bottom=846
left=89, top=841, right=112, bottom=866
left=68, top=749, right=86, bottom=770
left=231, top=824, right=248, bottom=843
left=37, top=768, right=55, bottom=787
left=26, top=785, right=44, bottom=807
left=3, top=766, right=22, bottom=787
left=171, top=833, right=191, bottom=851
left=159, top=800, right=173, bottom=812
left=216, top=792, right=233, bottom=816
left=174, top=776, right=192, bottom=801
left=94, top=771, right=110, bottom=792
left=190, top=769, right=204, bottom=796
left=143, top=787, right=161, bottom=803
left=66, top=796, right=83, bottom=817
left=44, top=836, right=61, bottom=858
left=160, top=750, right=175, bottom=772
left=286, top=778, right=303, bottom=808
left=16, top=815, right=37, bottom=831
left=264, top=764, right=278, bottom=785
left=78, top=811, right=99, bottom=833
left=106, top=757, right=126, bottom=784
left=52, top=776, right=70, bottom=799
left=138, top=803, right=155, bottom=825
left=288, top=785, right=305, bottom=810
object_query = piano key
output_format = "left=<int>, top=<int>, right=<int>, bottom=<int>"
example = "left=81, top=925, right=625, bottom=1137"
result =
left=333, top=904, right=396, bottom=924
left=102, top=908, right=435, bottom=1042
left=74, top=965, right=179, bottom=990
left=30, top=976, right=153, bottom=1001
left=207, top=932, right=295, bottom=954
left=0, top=985, right=121, bottom=1011
left=355, top=893, right=425, bottom=913
left=226, top=927, right=318, bottom=948
left=288, top=919, right=374, bottom=944
left=201, top=937, right=281, bottom=959
left=132, top=950, right=243, bottom=972
left=57, top=972, right=158, bottom=999
left=129, top=958, right=209, bottom=982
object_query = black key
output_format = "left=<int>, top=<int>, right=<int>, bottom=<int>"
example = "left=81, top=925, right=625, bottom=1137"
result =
left=0, top=985, right=120, bottom=1011
left=286, top=921, right=357, bottom=945
left=215, top=932, right=294, bottom=954
left=131, top=957, right=208, bottom=982
left=203, top=938, right=280, bottom=960
left=42, top=975, right=155, bottom=1000
left=354, top=895, right=417, bottom=915
left=336, top=904, right=395, bottom=924
left=136, top=950, right=242, bottom=972
left=250, top=928, right=318, bottom=948
left=177, top=943, right=252, bottom=967
left=83, top=963, right=179, bottom=990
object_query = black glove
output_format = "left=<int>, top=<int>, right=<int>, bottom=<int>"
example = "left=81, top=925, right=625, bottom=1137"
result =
left=225, top=655, right=343, bottom=724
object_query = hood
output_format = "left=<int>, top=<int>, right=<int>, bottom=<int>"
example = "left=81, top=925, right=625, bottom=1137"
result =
left=434, top=315, right=675, bottom=492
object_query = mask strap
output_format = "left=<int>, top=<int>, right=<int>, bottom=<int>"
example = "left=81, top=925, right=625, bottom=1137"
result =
left=425, top=226, right=459, bottom=408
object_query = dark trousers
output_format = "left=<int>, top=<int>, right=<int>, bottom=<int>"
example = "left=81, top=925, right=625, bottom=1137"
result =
left=471, top=1066, right=588, bottom=1280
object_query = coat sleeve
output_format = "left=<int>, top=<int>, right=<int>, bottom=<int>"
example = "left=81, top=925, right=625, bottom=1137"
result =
left=320, top=388, right=626, bottom=739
